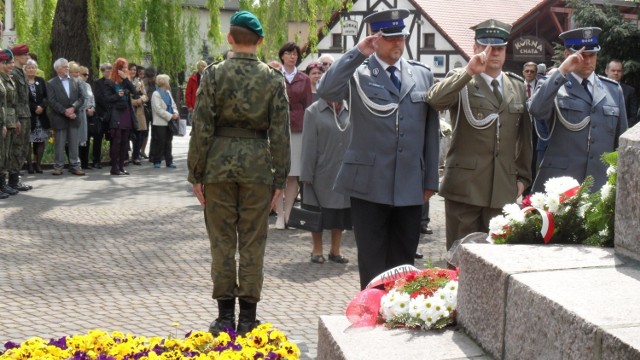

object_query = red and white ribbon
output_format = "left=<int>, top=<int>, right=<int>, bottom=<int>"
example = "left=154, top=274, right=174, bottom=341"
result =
left=365, top=265, right=419, bottom=289
left=522, top=206, right=555, bottom=244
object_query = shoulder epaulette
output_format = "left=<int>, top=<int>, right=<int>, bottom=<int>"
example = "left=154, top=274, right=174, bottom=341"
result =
left=407, top=59, right=431, bottom=70
left=505, top=71, right=524, bottom=82
left=597, top=74, right=618, bottom=86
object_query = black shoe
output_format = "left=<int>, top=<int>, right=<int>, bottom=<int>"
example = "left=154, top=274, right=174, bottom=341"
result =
left=132, top=160, right=141, bottom=166
left=414, top=252, right=424, bottom=259
left=0, top=191, right=8, bottom=199
left=93, top=163, right=102, bottom=169
left=328, top=253, right=349, bottom=264
left=81, top=165, right=93, bottom=170
left=110, top=171, right=126, bottom=176
left=209, top=318, right=236, bottom=337
left=420, top=225, right=433, bottom=235
left=1, top=185, right=18, bottom=195
left=236, top=319, right=260, bottom=335
left=34, top=164, right=43, bottom=173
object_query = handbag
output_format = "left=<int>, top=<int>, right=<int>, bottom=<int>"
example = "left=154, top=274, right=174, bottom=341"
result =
left=286, top=186, right=323, bottom=232
left=177, top=118, right=187, bottom=136
left=168, top=119, right=180, bottom=135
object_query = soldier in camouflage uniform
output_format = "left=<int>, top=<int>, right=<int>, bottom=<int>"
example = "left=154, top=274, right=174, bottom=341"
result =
left=0, top=52, right=7, bottom=200
left=187, top=10, right=290, bottom=336
left=0, top=49, right=20, bottom=197
left=8, top=44, right=32, bottom=191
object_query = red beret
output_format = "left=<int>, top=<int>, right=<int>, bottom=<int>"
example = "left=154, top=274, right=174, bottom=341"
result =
left=0, top=49, right=12, bottom=62
left=10, top=44, right=29, bottom=56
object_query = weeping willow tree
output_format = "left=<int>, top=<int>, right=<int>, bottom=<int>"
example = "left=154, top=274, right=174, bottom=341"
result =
left=12, top=0, right=199, bottom=82
left=13, top=0, right=348, bottom=80
left=206, top=0, right=350, bottom=61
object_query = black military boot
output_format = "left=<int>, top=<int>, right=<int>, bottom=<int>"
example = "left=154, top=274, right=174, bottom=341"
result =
left=208, top=299, right=236, bottom=336
left=0, top=175, right=18, bottom=195
left=236, top=299, right=260, bottom=335
left=9, top=173, right=31, bottom=191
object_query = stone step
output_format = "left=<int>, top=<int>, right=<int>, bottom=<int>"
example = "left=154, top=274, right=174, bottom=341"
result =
left=317, top=315, right=492, bottom=359
left=457, top=244, right=640, bottom=360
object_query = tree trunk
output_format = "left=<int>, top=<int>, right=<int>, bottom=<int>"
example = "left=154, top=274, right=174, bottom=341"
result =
left=50, top=0, right=91, bottom=79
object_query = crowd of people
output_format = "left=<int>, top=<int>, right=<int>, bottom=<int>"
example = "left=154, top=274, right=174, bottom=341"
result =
left=0, top=46, right=183, bottom=200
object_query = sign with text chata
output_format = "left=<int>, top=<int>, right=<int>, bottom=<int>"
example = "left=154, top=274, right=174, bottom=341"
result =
left=513, top=35, right=545, bottom=61
left=342, top=20, right=358, bottom=36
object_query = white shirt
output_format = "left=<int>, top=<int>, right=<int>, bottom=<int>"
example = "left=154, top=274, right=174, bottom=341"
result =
left=59, top=76, right=70, bottom=97
left=571, top=72, right=596, bottom=95
left=375, top=54, right=402, bottom=84
left=283, top=66, right=297, bottom=84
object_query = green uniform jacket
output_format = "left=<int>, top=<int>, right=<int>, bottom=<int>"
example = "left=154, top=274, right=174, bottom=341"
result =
left=188, top=52, right=291, bottom=188
left=0, top=80, right=5, bottom=128
left=427, top=69, right=532, bottom=209
left=0, top=72, right=17, bottom=128
left=11, top=67, right=30, bottom=118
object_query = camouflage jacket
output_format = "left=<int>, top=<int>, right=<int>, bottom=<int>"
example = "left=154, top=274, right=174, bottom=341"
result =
left=187, top=52, right=291, bottom=188
left=11, top=67, right=30, bottom=118
left=0, top=80, right=5, bottom=128
left=0, top=72, right=17, bottom=128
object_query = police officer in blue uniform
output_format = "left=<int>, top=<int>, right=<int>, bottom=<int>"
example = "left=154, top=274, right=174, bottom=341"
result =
left=528, top=27, right=627, bottom=192
left=317, top=9, right=440, bottom=290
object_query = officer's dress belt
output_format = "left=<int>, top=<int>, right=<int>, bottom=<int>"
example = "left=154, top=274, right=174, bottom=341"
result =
left=215, top=127, right=267, bottom=139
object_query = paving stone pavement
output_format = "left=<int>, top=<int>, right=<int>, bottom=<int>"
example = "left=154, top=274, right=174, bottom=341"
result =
left=0, top=130, right=448, bottom=359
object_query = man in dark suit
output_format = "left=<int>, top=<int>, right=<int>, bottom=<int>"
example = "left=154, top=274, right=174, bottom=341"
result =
left=47, top=58, right=85, bottom=175
left=428, top=19, right=532, bottom=250
left=528, top=28, right=627, bottom=192
left=605, top=59, right=638, bottom=128
left=317, top=9, right=440, bottom=290
left=90, top=63, right=113, bottom=169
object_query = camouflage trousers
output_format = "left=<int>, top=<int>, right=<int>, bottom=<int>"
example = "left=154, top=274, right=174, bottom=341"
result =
left=7, top=118, right=31, bottom=173
left=2, top=128, right=16, bottom=175
left=204, top=182, right=271, bottom=303
left=0, top=127, right=5, bottom=174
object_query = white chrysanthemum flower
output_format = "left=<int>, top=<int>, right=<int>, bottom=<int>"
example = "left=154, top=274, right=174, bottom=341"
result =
left=389, top=290, right=411, bottom=318
left=599, top=228, right=608, bottom=237
left=529, top=192, right=548, bottom=209
left=380, top=289, right=404, bottom=320
left=600, top=183, right=612, bottom=200
left=578, top=204, right=589, bottom=217
left=433, top=281, right=458, bottom=311
left=606, top=166, right=616, bottom=177
left=488, top=215, right=509, bottom=235
left=546, top=196, right=561, bottom=213
left=503, top=203, right=525, bottom=223
left=430, top=297, right=450, bottom=321
left=408, top=295, right=429, bottom=322
left=544, top=176, right=580, bottom=198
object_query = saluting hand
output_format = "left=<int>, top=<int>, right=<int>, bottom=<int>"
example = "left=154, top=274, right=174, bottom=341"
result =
left=558, top=47, right=586, bottom=76
left=466, top=45, right=493, bottom=76
left=357, top=32, right=381, bottom=57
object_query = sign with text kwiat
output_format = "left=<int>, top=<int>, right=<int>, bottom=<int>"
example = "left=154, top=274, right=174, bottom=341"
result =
left=513, top=35, right=545, bottom=61
left=342, top=20, right=358, bottom=36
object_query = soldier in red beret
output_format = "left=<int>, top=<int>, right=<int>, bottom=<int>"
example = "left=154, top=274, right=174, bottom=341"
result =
left=7, top=43, right=32, bottom=191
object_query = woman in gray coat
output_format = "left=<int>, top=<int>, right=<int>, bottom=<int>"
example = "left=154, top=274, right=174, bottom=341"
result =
left=300, top=98, right=352, bottom=264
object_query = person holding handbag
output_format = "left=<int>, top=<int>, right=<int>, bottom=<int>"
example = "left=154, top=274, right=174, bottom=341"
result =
left=300, top=98, right=352, bottom=264
left=104, top=57, right=138, bottom=176
left=150, top=74, right=179, bottom=169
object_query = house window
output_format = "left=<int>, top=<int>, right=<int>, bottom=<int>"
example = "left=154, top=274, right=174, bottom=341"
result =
left=423, top=33, right=435, bottom=49
left=332, top=34, right=342, bottom=49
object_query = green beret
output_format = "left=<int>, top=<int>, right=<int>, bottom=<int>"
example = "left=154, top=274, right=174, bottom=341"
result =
left=230, top=10, right=264, bottom=38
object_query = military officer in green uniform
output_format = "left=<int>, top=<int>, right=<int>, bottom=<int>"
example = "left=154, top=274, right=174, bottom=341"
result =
left=8, top=44, right=32, bottom=192
left=427, top=19, right=532, bottom=250
left=188, top=10, right=290, bottom=336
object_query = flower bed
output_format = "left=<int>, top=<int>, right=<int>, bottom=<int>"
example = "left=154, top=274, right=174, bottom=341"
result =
left=0, top=324, right=300, bottom=359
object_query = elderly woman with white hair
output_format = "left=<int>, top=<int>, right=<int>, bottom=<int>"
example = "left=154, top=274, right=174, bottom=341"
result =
left=25, top=59, right=48, bottom=174
left=150, top=74, right=179, bottom=168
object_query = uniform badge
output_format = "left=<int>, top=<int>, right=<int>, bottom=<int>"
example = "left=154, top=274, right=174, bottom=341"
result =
left=391, top=10, right=399, bottom=20
left=372, top=68, right=380, bottom=76
left=583, top=28, right=592, bottom=39
left=407, top=68, right=412, bottom=77
left=477, top=112, right=484, bottom=118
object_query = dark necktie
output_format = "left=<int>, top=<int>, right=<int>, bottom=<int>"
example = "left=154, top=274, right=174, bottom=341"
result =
left=581, top=79, right=592, bottom=101
left=388, top=66, right=401, bottom=91
left=527, top=83, right=531, bottom=98
left=491, top=79, right=503, bottom=104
